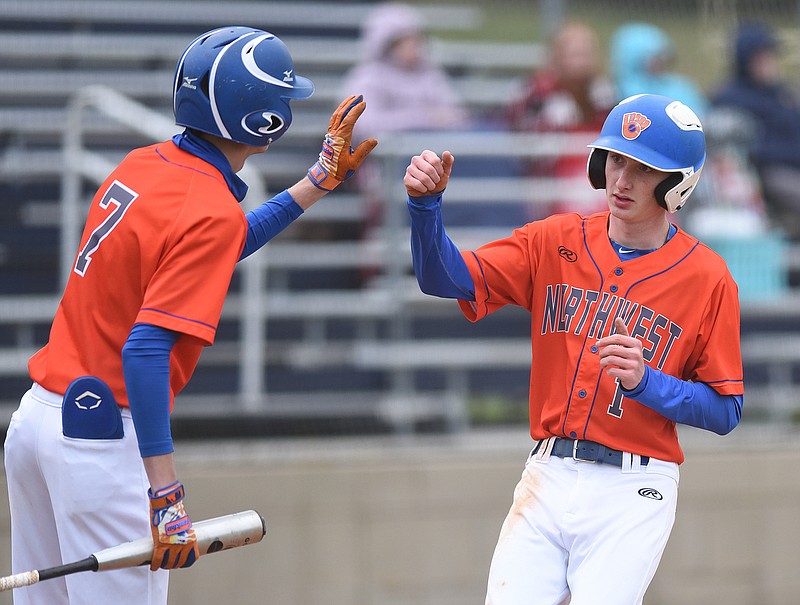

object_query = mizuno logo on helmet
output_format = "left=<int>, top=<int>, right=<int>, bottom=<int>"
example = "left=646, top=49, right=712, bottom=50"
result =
left=241, top=35, right=295, bottom=88
left=621, top=112, right=651, bottom=140
left=182, top=76, right=199, bottom=90
left=283, top=69, right=294, bottom=82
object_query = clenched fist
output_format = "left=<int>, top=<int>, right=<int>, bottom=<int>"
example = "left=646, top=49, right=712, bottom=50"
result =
left=404, top=150, right=455, bottom=197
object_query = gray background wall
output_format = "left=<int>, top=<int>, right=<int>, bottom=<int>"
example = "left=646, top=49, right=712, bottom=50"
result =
left=0, top=427, right=796, bottom=605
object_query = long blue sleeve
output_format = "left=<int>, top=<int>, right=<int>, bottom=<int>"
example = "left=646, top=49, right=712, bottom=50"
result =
left=121, top=323, right=179, bottom=457
left=621, top=366, right=743, bottom=435
left=239, top=189, right=304, bottom=261
left=407, top=193, right=475, bottom=300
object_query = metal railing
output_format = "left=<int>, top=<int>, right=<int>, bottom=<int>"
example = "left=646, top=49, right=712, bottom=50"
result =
left=55, top=91, right=595, bottom=427
left=33, top=88, right=800, bottom=430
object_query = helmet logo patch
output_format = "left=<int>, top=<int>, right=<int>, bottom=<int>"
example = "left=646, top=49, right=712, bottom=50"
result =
left=181, top=76, right=198, bottom=90
left=283, top=69, right=294, bottom=83
left=241, top=111, right=285, bottom=137
left=621, top=112, right=651, bottom=140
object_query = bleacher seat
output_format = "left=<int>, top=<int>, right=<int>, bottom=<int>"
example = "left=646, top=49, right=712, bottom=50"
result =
left=0, top=0, right=794, bottom=433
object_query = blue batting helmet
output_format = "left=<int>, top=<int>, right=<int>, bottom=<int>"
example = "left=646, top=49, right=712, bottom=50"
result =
left=587, top=94, right=705, bottom=212
left=173, top=26, right=314, bottom=147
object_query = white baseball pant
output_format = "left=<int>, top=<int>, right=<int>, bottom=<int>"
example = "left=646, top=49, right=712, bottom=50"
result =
left=485, top=440, right=679, bottom=605
left=4, top=383, right=169, bottom=604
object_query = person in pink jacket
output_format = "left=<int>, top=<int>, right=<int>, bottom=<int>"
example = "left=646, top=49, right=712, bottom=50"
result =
left=342, top=2, right=468, bottom=140
left=338, top=2, right=469, bottom=277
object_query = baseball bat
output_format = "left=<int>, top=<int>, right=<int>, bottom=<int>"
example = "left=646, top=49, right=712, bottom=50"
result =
left=0, top=509, right=266, bottom=592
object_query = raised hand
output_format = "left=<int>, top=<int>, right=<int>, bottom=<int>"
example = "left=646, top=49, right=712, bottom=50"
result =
left=307, top=95, right=378, bottom=191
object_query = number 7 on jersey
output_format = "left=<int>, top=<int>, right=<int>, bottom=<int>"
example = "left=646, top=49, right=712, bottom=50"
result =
left=74, top=180, right=139, bottom=277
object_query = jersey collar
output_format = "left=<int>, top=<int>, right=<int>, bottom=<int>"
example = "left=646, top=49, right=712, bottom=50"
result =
left=609, top=224, right=677, bottom=260
left=171, top=130, right=249, bottom=202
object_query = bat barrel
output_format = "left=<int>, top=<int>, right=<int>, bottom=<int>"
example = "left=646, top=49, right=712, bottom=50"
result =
left=94, top=510, right=267, bottom=571
left=197, top=509, right=267, bottom=555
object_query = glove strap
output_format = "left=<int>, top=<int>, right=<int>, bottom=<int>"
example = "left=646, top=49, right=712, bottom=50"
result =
left=148, top=481, right=185, bottom=509
left=307, top=134, right=344, bottom=191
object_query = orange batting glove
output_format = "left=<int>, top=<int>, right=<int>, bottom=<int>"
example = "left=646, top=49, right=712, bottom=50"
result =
left=307, top=94, right=378, bottom=191
left=148, top=482, right=199, bottom=571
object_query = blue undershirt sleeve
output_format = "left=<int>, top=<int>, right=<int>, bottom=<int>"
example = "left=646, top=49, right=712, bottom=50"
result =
left=621, top=366, right=743, bottom=435
left=121, top=323, right=180, bottom=457
left=407, top=193, right=475, bottom=300
left=239, top=189, right=304, bottom=261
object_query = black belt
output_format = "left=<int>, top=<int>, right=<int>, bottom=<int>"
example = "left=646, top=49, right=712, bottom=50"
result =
left=536, top=438, right=649, bottom=467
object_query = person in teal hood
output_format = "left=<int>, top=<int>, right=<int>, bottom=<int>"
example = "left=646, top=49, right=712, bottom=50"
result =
left=610, top=22, right=708, bottom=115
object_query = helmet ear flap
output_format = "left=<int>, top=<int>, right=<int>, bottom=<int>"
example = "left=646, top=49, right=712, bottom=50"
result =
left=654, top=173, right=682, bottom=210
left=587, top=149, right=607, bottom=189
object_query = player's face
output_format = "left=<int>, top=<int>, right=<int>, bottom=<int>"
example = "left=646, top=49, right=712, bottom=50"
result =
left=604, top=153, right=667, bottom=222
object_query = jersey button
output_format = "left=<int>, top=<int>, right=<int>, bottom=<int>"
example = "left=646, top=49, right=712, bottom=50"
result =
left=578, top=389, right=587, bottom=398
left=570, top=431, right=577, bottom=438
left=591, top=345, right=598, bottom=353
left=614, top=267, right=623, bottom=276
left=610, top=285, right=618, bottom=293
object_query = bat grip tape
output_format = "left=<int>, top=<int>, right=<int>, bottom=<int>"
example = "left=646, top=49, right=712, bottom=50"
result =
left=38, top=556, right=98, bottom=581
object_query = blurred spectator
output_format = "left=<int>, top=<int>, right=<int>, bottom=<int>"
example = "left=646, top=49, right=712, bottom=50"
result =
left=682, top=106, right=769, bottom=241
left=712, top=21, right=800, bottom=240
left=610, top=22, right=708, bottom=115
left=508, top=21, right=615, bottom=133
left=506, top=21, right=616, bottom=216
left=341, top=2, right=468, bottom=140
left=339, top=2, right=468, bottom=280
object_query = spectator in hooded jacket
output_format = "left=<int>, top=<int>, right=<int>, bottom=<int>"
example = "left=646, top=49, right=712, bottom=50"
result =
left=342, top=2, right=468, bottom=141
left=338, top=2, right=468, bottom=270
left=610, top=22, right=708, bottom=115
left=712, top=21, right=800, bottom=239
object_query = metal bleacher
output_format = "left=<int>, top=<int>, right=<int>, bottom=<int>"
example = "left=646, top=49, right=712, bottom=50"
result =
left=0, top=0, right=798, bottom=435
left=0, top=0, right=548, bottom=435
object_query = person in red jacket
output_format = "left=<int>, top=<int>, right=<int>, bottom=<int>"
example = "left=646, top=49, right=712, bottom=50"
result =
left=506, top=21, right=616, bottom=217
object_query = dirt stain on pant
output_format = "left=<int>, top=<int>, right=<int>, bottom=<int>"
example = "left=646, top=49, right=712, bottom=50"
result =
left=497, top=465, right=541, bottom=541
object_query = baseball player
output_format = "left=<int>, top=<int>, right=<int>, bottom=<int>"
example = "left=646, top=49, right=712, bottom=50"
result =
left=403, top=93, right=743, bottom=604
left=4, top=26, right=376, bottom=605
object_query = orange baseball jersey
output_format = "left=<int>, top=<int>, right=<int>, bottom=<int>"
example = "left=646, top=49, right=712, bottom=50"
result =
left=458, top=211, right=743, bottom=463
left=29, top=141, right=248, bottom=407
